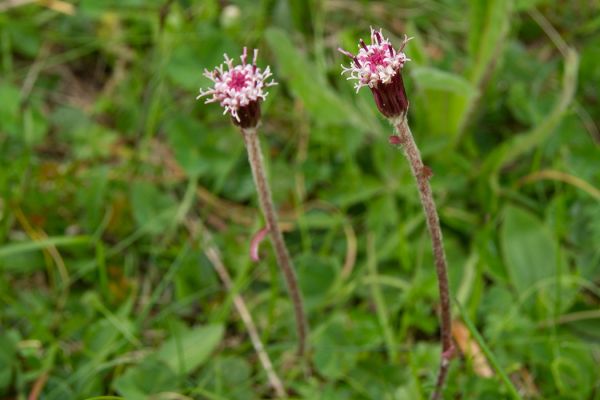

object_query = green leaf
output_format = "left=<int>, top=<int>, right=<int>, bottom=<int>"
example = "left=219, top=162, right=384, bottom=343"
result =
left=165, top=116, right=208, bottom=178
left=501, top=206, right=566, bottom=311
left=23, top=104, right=48, bottom=146
left=296, top=254, right=337, bottom=308
left=482, top=49, right=579, bottom=195
left=113, top=359, right=179, bottom=400
left=0, top=82, right=21, bottom=136
left=166, top=27, right=236, bottom=91
left=0, top=330, right=19, bottom=392
left=313, top=313, right=381, bottom=379
left=313, top=315, right=359, bottom=380
left=467, top=0, right=512, bottom=84
left=129, top=182, right=176, bottom=234
left=51, top=106, right=117, bottom=160
left=412, top=67, right=477, bottom=95
left=321, top=164, right=384, bottom=207
left=166, top=46, right=204, bottom=91
left=165, top=114, right=243, bottom=183
left=551, top=351, right=594, bottom=398
left=0, top=236, right=91, bottom=259
left=411, top=67, right=477, bottom=138
left=199, top=356, right=252, bottom=399
left=77, top=166, right=110, bottom=231
left=156, top=324, right=224, bottom=374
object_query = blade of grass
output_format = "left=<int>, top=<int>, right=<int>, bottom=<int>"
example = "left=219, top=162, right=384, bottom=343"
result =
left=361, top=275, right=411, bottom=291
left=517, top=169, right=600, bottom=201
left=0, top=235, right=91, bottom=258
left=64, top=207, right=179, bottom=287
left=136, top=242, right=191, bottom=324
left=366, top=232, right=397, bottom=361
left=455, top=298, right=522, bottom=399
left=96, top=241, right=109, bottom=301
left=187, top=218, right=287, bottom=398
left=87, top=294, right=141, bottom=348
left=455, top=0, right=512, bottom=140
left=483, top=48, right=579, bottom=195
left=83, top=397, right=126, bottom=400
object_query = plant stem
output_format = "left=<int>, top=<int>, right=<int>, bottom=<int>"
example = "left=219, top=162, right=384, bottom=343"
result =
left=392, top=117, right=454, bottom=400
left=242, top=127, right=309, bottom=358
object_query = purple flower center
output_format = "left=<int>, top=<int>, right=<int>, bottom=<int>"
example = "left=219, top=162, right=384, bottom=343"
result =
left=228, top=70, right=248, bottom=91
left=365, top=48, right=387, bottom=71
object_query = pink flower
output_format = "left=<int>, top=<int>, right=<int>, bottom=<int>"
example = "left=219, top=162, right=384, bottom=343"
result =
left=198, top=48, right=277, bottom=128
left=339, top=28, right=411, bottom=118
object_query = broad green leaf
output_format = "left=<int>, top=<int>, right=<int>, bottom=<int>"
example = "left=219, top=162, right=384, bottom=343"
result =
left=199, top=356, right=252, bottom=399
left=313, top=312, right=381, bottom=379
left=551, top=350, right=595, bottom=398
left=412, top=68, right=477, bottom=95
left=411, top=67, right=477, bottom=137
left=165, top=114, right=244, bottom=188
left=166, top=46, right=202, bottom=91
left=84, top=318, right=123, bottom=359
left=500, top=206, right=575, bottom=314
left=113, top=359, right=179, bottom=400
left=166, top=26, right=236, bottom=91
left=129, top=182, right=177, bottom=234
left=165, top=116, right=208, bottom=178
left=313, top=318, right=357, bottom=380
left=296, top=254, right=337, bottom=308
left=320, top=163, right=384, bottom=207
left=175, top=253, right=219, bottom=300
left=156, top=324, right=224, bottom=374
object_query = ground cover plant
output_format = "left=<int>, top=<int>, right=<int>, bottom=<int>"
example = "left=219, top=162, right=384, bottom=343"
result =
left=1, top=0, right=599, bottom=399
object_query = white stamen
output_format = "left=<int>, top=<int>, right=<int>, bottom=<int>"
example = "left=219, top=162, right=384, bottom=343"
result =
left=197, top=49, right=276, bottom=121
left=340, top=29, right=409, bottom=92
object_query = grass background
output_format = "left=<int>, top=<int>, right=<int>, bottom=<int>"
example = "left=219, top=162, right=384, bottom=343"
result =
left=1, top=0, right=600, bottom=399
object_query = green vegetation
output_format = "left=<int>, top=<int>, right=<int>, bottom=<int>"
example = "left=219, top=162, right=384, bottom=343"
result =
left=1, top=0, right=599, bottom=399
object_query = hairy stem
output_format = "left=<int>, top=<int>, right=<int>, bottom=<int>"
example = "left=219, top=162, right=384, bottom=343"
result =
left=392, top=117, right=454, bottom=400
left=188, top=219, right=287, bottom=398
left=242, top=127, right=309, bottom=358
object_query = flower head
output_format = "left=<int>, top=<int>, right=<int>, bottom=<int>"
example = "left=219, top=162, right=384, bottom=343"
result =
left=339, top=28, right=411, bottom=118
left=198, top=48, right=277, bottom=128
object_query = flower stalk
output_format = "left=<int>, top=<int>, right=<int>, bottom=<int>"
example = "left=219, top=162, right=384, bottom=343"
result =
left=391, top=117, right=454, bottom=400
left=198, top=48, right=309, bottom=357
left=340, top=28, right=454, bottom=399
left=242, top=127, right=309, bottom=357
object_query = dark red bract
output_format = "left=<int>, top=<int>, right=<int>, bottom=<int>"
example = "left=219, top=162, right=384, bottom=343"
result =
left=370, top=72, right=409, bottom=118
